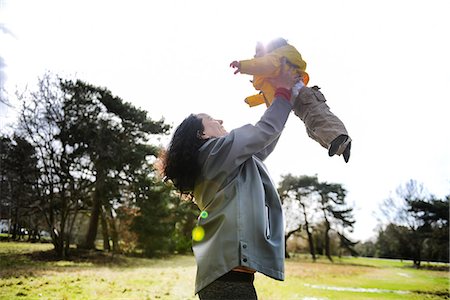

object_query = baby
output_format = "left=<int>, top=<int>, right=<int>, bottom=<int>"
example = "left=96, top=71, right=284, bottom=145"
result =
left=230, top=37, right=351, bottom=162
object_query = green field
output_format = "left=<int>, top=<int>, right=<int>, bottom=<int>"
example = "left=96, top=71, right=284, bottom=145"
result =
left=0, top=242, right=448, bottom=299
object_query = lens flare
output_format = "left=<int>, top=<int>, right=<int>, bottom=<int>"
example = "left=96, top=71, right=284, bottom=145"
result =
left=192, top=226, right=205, bottom=242
left=200, top=211, right=209, bottom=219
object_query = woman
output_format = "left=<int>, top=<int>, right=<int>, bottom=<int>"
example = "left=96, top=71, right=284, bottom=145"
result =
left=163, top=63, right=298, bottom=299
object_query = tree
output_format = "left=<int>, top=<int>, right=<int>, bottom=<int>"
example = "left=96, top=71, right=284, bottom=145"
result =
left=0, top=136, right=14, bottom=236
left=16, top=74, right=90, bottom=258
left=278, top=174, right=357, bottom=261
left=316, top=181, right=356, bottom=261
left=0, top=135, right=39, bottom=240
left=378, top=180, right=449, bottom=266
left=279, top=174, right=319, bottom=260
left=59, top=79, right=170, bottom=251
left=409, top=195, right=449, bottom=263
left=14, top=73, right=171, bottom=257
left=354, top=240, right=376, bottom=258
left=375, top=223, right=412, bottom=260
left=169, top=192, right=199, bottom=254
left=130, top=169, right=198, bottom=257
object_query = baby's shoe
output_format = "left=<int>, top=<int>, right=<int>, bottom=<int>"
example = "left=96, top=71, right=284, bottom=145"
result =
left=343, top=142, right=351, bottom=163
left=328, top=134, right=349, bottom=157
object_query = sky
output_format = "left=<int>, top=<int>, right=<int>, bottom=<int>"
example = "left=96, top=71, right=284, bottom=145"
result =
left=1, top=0, right=449, bottom=242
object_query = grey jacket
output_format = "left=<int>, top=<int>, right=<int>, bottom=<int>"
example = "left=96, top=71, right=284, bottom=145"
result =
left=193, top=98, right=292, bottom=294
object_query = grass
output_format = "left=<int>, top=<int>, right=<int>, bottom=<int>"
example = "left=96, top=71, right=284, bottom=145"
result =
left=256, top=255, right=449, bottom=299
left=0, top=242, right=448, bottom=300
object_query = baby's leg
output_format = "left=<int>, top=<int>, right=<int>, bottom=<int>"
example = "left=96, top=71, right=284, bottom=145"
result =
left=292, top=86, right=351, bottom=158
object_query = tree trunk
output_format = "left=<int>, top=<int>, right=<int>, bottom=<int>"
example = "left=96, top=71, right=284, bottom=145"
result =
left=11, top=220, right=18, bottom=240
left=100, top=205, right=110, bottom=251
left=83, top=178, right=103, bottom=249
left=305, top=223, right=316, bottom=262
left=7, top=202, right=12, bottom=241
left=84, top=196, right=101, bottom=249
left=301, top=202, right=316, bottom=262
left=108, top=206, right=120, bottom=254
left=324, top=216, right=333, bottom=262
left=12, top=205, right=19, bottom=240
left=413, top=239, right=422, bottom=268
left=52, top=229, right=65, bottom=259
left=66, top=204, right=80, bottom=256
left=324, top=220, right=333, bottom=262
left=84, top=167, right=108, bottom=250
left=284, top=226, right=301, bottom=258
left=320, top=195, right=333, bottom=262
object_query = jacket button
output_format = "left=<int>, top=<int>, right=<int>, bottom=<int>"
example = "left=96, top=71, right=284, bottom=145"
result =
left=242, top=244, right=247, bottom=249
left=243, top=258, right=248, bottom=263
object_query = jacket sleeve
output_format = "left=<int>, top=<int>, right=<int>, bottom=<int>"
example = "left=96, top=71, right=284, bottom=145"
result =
left=199, top=98, right=291, bottom=177
left=239, top=53, right=282, bottom=77
left=254, top=136, right=281, bottom=161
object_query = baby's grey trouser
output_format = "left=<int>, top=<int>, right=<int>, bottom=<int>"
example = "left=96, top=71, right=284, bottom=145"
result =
left=292, top=86, right=351, bottom=155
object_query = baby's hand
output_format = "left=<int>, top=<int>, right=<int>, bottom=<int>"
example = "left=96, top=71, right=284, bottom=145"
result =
left=229, top=61, right=241, bottom=74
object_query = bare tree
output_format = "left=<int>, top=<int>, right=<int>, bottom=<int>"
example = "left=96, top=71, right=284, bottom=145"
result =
left=378, top=179, right=447, bottom=266
left=17, top=73, right=88, bottom=258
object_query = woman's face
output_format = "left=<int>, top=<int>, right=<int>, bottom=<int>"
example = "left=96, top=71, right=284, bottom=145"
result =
left=197, top=113, right=228, bottom=139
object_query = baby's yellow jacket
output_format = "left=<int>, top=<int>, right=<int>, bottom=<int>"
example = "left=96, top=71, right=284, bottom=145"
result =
left=239, top=44, right=308, bottom=107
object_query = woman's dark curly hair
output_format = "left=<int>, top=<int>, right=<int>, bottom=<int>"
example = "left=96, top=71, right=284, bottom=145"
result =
left=162, top=114, right=208, bottom=194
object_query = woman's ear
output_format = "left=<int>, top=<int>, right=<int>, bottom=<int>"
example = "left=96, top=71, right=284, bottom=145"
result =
left=197, top=130, right=209, bottom=139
